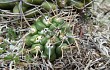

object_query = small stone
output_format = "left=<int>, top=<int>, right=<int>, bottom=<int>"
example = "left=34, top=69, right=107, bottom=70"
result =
left=0, top=37, right=3, bottom=43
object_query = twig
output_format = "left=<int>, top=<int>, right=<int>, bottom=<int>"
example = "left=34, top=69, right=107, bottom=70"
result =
left=84, top=60, right=92, bottom=70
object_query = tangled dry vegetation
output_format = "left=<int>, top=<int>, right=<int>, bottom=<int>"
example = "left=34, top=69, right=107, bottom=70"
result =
left=0, top=0, right=110, bottom=70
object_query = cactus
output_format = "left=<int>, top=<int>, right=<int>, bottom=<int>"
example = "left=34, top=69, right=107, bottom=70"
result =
left=0, top=0, right=92, bottom=62
left=23, top=0, right=43, bottom=7
left=57, top=0, right=68, bottom=8
left=24, top=15, right=75, bottom=62
left=25, top=34, right=33, bottom=47
left=30, top=44, right=44, bottom=54
left=0, top=0, right=15, bottom=10
left=56, top=43, right=68, bottom=57
left=41, top=1, right=57, bottom=11
left=0, top=0, right=88, bottom=62
left=13, top=3, right=27, bottom=13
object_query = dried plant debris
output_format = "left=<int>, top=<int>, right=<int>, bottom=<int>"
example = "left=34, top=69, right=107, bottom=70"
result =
left=0, top=0, right=110, bottom=70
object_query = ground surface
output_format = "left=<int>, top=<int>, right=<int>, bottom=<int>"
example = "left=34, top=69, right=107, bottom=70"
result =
left=0, top=0, right=110, bottom=70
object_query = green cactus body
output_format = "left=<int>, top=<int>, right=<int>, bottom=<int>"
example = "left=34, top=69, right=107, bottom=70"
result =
left=29, top=24, right=38, bottom=35
left=43, top=41, right=56, bottom=61
left=68, top=37, right=75, bottom=44
left=30, top=44, right=43, bottom=54
left=0, top=0, right=15, bottom=10
left=52, top=17, right=64, bottom=24
left=41, top=2, right=57, bottom=11
left=52, top=17, right=64, bottom=26
left=66, top=33, right=75, bottom=44
left=56, top=43, right=68, bottom=57
left=50, top=52, right=56, bottom=62
left=38, top=28, right=51, bottom=36
left=68, top=0, right=84, bottom=9
left=25, top=34, right=33, bottom=47
left=40, top=16, right=52, bottom=27
left=42, top=51, right=56, bottom=62
left=59, top=32, right=66, bottom=39
left=74, top=1, right=84, bottom=9
left=51, top=36, right=61, bottom=45
left=61, top=23, right=71, bottom=33
left=49, top=22, right=57, bottom=30
left=34, top=19, right=46, bottom=31
left=40, top=36, right=49, bottom=45
left=30, top=34, right=43, bottom=44
left=24, top=15, right=75, bottom=61
left=57, top=0, right=67, bottom=8
left=79, top=0, right=91, bottom=4
left=24, top=0, right=43, bottom=5
left=13, top=3, right=27, bottom=13
left=22, top=0, right=43, bottom=7
left=44, top=43, right=55, bottom=56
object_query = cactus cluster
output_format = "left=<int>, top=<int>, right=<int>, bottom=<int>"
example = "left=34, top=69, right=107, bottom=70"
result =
left=25, top=15, right=75, bottom=61
left=0, top=0, right=91, bottom=62
left=0, top=0, right=91, bottom=17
